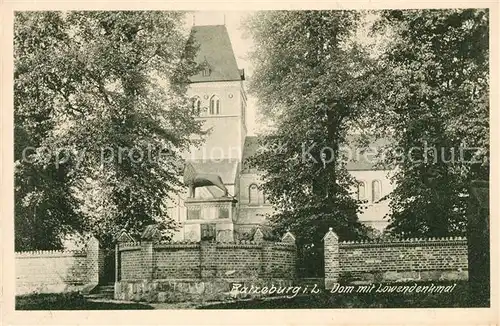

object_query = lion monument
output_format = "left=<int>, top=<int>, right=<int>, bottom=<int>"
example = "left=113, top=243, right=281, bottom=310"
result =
left=183, top=162, right=229, bottom=198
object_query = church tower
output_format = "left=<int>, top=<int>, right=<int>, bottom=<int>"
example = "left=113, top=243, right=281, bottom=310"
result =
left=186, top=25, right=247, bottom=164
left=168, top=25, right=249, bottom=242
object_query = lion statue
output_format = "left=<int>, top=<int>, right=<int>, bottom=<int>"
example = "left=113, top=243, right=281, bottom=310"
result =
left=183, top=162, right=229, bottom=198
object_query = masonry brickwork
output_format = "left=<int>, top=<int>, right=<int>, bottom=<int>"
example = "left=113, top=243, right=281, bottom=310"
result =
left=323, top=228, right=468, bottom=288
left=15, top=236, right=103, bottom=295
left=115, top=227, right=297, bottom=302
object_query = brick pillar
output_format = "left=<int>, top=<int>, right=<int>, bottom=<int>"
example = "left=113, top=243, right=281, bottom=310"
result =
left=86, top=236, right=101, bottom=284
left=140, top=241, right=154, bottom=280
left=115, top=229, right=136, bottom=283
left=468, top=180, right=489, bottom=306
left=140, top=225, right=161, bottom=280
left=323, top=227, right=339, bottom=289
left=253, top=227, right=264, bottom=243
left=281, top=230, right=296, bottom=244
left=200, top=241, right=217, bottom=279
left=281, top=230, right=297, bottom=279
left=115, top=243, right=119, bottom=282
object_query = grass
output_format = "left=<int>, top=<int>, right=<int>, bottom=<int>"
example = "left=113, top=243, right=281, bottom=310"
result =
left=16, top=292, right=154, bottom=310
left=16, top=281, right=487, bottom=310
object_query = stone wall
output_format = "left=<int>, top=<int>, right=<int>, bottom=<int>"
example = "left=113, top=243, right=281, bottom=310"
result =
left=115, top=226, right=297, bottom=302
left=323, top=228, right=468, bottom=288
left=15, top=236, right=103, bottom=295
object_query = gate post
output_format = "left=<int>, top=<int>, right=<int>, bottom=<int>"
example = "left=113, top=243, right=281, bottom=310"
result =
left=115, top=243, right=119, bottom=283
left=140, top=225, right=161, bottom=280
left=468, top=180, right=490, bottom=306
left=323, top=227, right=339, bottom=289
left=85, top=236, right=101, bottom=289
left=115, top=230, right=136, bottom=283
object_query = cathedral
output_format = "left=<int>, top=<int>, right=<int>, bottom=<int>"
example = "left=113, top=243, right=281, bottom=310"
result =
left=168, top=25, right=392, bottom=242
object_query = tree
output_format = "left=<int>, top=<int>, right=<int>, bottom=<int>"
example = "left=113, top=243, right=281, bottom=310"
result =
left=244, top=11, right=381, bottom=247
left=14, top=11, right=202, bottom=250
left=365, top=9, right=489, bottom=237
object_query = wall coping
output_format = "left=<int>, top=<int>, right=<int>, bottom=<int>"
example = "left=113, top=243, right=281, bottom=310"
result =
left=15, top=250, right=86, bottom=257
left=119, top=246, right=141, bottom=251
left=339, top=237, right=467, bottom=248
left=119, top=239, right=296, bottom=251
left=118, top=277, right=292, bottom=282
left=154, top=243, right=200, bottom=249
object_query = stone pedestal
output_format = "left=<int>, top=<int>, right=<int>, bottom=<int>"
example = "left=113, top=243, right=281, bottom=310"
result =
left=183, top=197, right=238, bottom=242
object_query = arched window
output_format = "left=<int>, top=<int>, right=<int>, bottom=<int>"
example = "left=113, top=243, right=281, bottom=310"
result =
left=191, top=96, right=201, bottom=116
left=372, top=180, right=382, bottom=202
left=202, top=67, right=211, bottom=77
left=249, top=184, right=259, bottom=205
left=357, top=181, right=366, bottom=200
left=209, top=95, right=220, bottom=115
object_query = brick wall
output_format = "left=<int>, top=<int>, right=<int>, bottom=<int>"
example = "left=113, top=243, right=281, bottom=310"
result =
left=207, top=244, right=262, bottom=278
left=16, top=236, right=103, bottom=295
left=118, top=240, right=297, bottom=281
left=323, top=228, right=468, bottom=288
left=119, top=244, right=143, bottom=280
left=154, top=244, right=201, bottom=279
left=115, top=226, right=297, bottom=302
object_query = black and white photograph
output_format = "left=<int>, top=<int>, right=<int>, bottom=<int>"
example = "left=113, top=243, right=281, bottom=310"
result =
left=2, top=4, right=496, bottom=321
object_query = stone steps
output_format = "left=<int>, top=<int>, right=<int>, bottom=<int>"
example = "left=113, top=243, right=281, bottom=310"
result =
left=85, top=283, right=115, bottom=300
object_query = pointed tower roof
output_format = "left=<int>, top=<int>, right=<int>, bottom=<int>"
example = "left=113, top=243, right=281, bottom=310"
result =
left=189, top=25, right=244, bottom=83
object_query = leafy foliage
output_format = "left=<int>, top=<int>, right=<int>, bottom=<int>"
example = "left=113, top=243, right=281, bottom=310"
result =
left=244, top=11, right=381, bottom=245
left=14, top=11, right=202, bottom=250
left=245, top=9, right=489, bottom=243
left=365, top=9, right=489, bottom=237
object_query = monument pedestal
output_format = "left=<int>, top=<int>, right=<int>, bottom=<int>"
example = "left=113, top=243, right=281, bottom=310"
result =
left=183, top=197, right=238, bottom=242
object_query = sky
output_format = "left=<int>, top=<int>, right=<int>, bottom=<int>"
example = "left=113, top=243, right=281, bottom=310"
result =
left=184, top=11, right=260, bottom=135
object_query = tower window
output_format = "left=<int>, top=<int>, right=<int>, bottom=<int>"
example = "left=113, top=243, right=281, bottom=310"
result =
left=372, top=180, right=382, bottom=202
left=201, top=57, right=211, bottom=77
left=249, top=184, right=259, bottom=204
left=357, top=181, right=366, bottom=200
left=202, top=66, right=211, bottom=77
left=209, top=95, right=220, bottom=115
left=191, top=96, right=201, bottom=116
